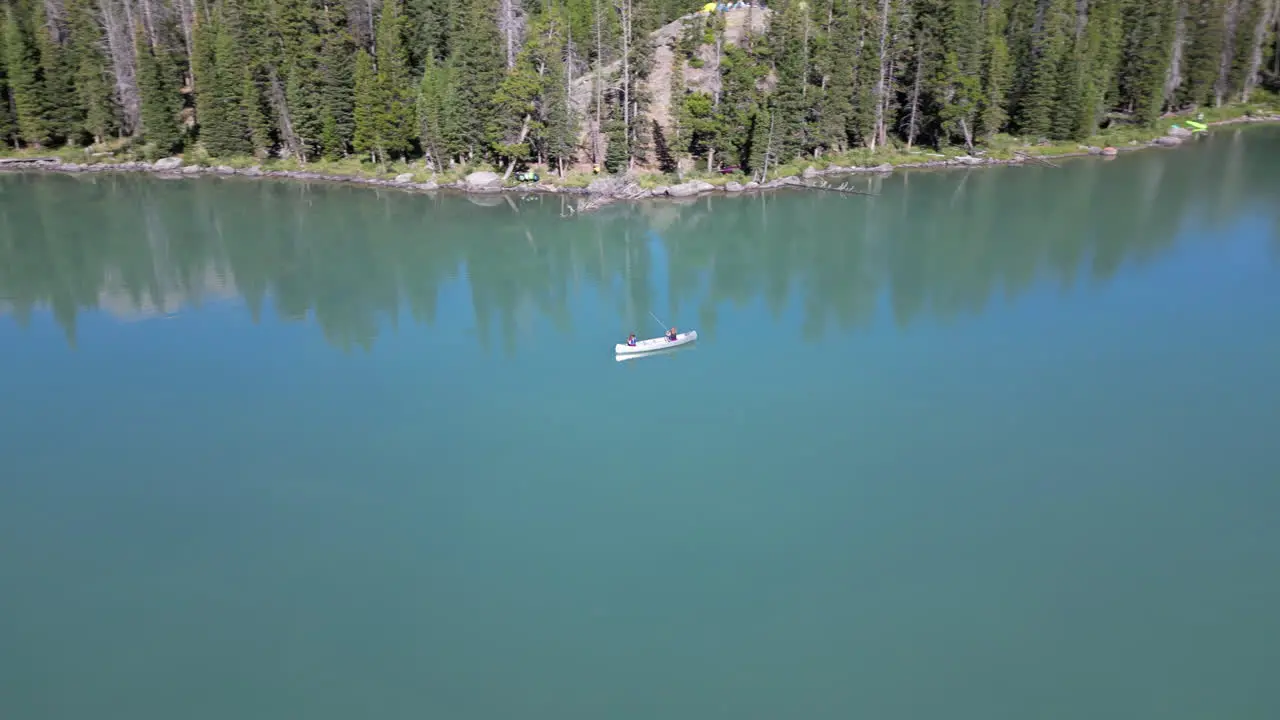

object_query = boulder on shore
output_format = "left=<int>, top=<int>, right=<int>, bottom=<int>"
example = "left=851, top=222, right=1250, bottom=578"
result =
left=1167, top=125, right=1193, bottom=138
left=802, top=166, right=821, bottom=178
left=724, top=181, right=744, bottom=192
left=651, top=185, right=670, bottom=196
left=666, top=180, right=714, bottom=197
left=153, top=157, right=183, bottom=171
left=394, top=173, right=414, bottom=183
left=1155, top=135, right=1183, bottom=147
left=464, top=171, right=502, bottom=190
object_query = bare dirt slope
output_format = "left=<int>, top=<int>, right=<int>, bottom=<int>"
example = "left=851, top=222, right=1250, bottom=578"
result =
left=571, top=6, right=769, bottom=161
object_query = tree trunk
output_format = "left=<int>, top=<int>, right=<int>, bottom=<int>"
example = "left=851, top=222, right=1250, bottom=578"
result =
left=1165, top=4, right=1187, bottom=104
left=138, top=0, right=157, bottom=48
left=503, top=114, right=531, bottom=180
left=268, top=68, right=304, bottom=162
left=760, top=110, right=775, bottom=181
left=98, top=0, right=142, bottom=134
left=565, top=24, right=574, bottom=178
left=871, top=0, right=892, bottom=150
left=1241, top=0, right=1279, bottom=102
left=801, top=11, right=810, bottom=98
left=42, top=0, right=66, bottom=43
left=713, top=14, right=723, bottom=106
left=594, top=0, right=604, bottom=164
left=176, top=0, right=195, bottom=87
left=905, top=39, right=923, bottom=149
left=621, top=0, right=630, bottom=159
left=1215, top=0, right=1243, bottom=106
left=501, top=0, right=517, bottom=69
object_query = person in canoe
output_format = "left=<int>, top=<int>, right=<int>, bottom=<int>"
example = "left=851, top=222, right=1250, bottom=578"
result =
left=626, top=333, right=638, bottom=346
left=667, top=327, right=678, bottom=341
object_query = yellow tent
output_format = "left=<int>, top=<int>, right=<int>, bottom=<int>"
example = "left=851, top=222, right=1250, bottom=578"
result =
left=702, top=2, right=716, bottom=12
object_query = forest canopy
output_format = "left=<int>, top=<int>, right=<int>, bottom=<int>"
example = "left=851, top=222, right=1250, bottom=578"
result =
left=1, top=0, right=1277, bottom=176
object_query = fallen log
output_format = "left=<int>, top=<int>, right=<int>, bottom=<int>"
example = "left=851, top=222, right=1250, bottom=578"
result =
left=1013, top=151, right=1060, bottom=168
left=796, top=181, right=878, bottom=197
left=0, top=156, right=59, bottom=165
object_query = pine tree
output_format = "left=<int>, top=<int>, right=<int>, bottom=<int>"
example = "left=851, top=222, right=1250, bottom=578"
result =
left=1121, top=0, right=1178, bottom=125
left=0, top=10, right=18, bottom=146
left=241, top=67, right=272, bottom=156
left=490, top=33, right=542, bottom=172
left=4, top=5, right=48, bottom=146
left=448, top=0, right=504, bottom=157
left=540, top=18, right=577, bottom=175
left=603, top=116, right=627, bottom=171
left=274, top=0, right=324, bottom=159
left=375, top=0, right=416, bottom=160
left=67, top=0, right=116, bottom=144
left=192, top=8, right=218, bottom=134
left=1017, top=0, right=1073, bottom=138
left=652, top=118, right=677, bottom=173
left=417, top=57, right=455, bottom=167
left=1055, top=28, right=1090, bottom=140
left=847, top=0, right=880, bottom=147
left=199, top=15, right=253, bottom=156
left=352, top=47, right=378, bottom=160
left=769, top=0, right=810, bottom=159
left=1180, top=0, right=1226, bottom=108
left=406, top=0, right=453, bottom=70
left=814, top=1, right=856, bottom=154
left=136, top=34, right=184, bottom=154
left=979, top=0, right=1012, bottom=137
left=670, top=52, right=687, bottom=154
left=32, top=1, right=81, bottom=144
left=318, top=16, right=355, bottom=159
left=718, top=43, right=762, bottom=163
left=747, top=103, right=773, bottom=178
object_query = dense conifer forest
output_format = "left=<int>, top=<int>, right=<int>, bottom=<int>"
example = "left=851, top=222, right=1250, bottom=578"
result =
left=1, top=0, right=1277, bottom=176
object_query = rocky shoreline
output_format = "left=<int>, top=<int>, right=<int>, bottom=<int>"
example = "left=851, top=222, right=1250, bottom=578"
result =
left=3, top=113, right=1277, bottom=206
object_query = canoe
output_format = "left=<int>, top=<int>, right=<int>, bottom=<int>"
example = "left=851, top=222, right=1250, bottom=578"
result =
left=615, top=330, right=697, bottom=355
left=615, top=343, right=695, bottom=362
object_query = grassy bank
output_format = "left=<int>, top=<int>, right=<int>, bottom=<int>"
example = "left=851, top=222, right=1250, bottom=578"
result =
left=4, top=95, right=1278, bottom=193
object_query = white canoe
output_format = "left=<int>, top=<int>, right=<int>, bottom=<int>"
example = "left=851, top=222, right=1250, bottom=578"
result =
left=615, top=330, right=697, bottom=355
left=615, top=343, right=695, bottom=362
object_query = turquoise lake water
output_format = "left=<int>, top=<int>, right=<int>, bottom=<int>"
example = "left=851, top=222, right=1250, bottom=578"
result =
left=2, top=127, right=1279, bottom=719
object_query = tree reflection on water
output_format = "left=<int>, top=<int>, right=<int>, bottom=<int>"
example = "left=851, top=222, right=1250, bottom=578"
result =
left=2, top=127, right=1277, bottom=353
